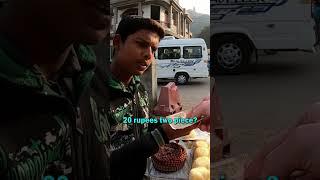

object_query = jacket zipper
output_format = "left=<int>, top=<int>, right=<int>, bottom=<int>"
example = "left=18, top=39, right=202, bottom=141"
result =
left=133, top=91, right=140, bottom=140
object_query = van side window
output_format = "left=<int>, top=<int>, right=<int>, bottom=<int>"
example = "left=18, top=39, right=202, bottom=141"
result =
left=158, top=47, right=181, bottom=59
left=183, top=46, right=202, bottom=59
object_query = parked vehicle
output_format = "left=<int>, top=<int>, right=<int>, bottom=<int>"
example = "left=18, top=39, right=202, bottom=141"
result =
left=211, top=0, right=319, bottom=74
left=155, top=37, right=209, bottom=84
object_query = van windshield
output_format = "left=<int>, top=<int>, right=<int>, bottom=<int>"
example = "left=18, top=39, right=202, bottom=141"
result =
left=183, top=46, right=202, bottom=59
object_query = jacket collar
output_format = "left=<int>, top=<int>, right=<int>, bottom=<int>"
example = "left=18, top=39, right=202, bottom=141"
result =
left=0, top=34, right=96, bottom=91
left=0, top=34, right=43, bottom=89
left=107, top=74, right=141, bottom=94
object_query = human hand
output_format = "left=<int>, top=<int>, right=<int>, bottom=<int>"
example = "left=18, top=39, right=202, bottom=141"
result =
left=202, top=95, right=210, bottom=101
left=186, top=98, right=210, bottom=132
left=161, top=121, right=200, bottom=140
left=244, top=123, right=320, bottom=179
left=245, top=103, right=320, bottom=179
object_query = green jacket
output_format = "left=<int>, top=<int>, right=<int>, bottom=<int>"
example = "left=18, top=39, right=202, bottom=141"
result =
left=0, top=35, right=110, bottom=180
left=107, top=74, right=170, bottom=180
left=107, top=75, right=150, bottom=150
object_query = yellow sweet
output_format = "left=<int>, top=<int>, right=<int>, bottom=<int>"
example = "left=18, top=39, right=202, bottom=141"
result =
left=189, top=167, right=210, bottom=180
left=192, top=156, right=210, bottom=169
left=194, top=140, right=209, bottom=148
left=189, top=168, right=205, bottom=180
left=194, top=147, right=210, bottom=159
left=185, top=130, right=196, bottom=139
left=197, top=167, right=210, bottom=180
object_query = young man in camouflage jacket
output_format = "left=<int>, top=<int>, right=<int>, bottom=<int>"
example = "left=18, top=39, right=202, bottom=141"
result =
left=0, top=0, right=111, bottom=179
left=109, top=16, right=205, bottom=180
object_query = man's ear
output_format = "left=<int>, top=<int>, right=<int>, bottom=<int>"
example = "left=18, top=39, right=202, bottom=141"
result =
left=113, top=34, right=122, bottom=51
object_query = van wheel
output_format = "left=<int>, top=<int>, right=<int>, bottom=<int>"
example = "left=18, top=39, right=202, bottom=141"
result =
left=213, top=36, right=252, bottom=74
left=175, top=73, right=189, bottom=85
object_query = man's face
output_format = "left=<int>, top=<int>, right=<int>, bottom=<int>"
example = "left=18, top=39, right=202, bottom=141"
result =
left=30, top=0, right=110, bottom=44
left=113, top=29, right=160, bottom=75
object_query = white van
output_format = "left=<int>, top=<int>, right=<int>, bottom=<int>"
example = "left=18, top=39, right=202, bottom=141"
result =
left=155, top=38, right=209, bottom=85
left=211, top=0, right=319, bottom=74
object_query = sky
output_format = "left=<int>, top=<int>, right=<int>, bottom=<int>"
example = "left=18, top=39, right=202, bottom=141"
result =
left=179, top=0, right=210, bottom=15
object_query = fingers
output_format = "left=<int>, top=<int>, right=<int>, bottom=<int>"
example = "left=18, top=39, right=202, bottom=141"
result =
left=199, top=124, right=210, bottom=132
left=191, top=101, right=210, bottom=118
left=202, top=95, right=210, bottom=101
left=259, top=133, right=301, bottom=178
left=169, top=122, right=199, bottom=139
left=245, top=123, right=320, bottom=179
left=244, top=128, right=292, bottom=178
left=185, top=120, right=201, bottom=131
left=185, top=110, right=194, bottom=118
left=296, top=102, right=320, bottom=126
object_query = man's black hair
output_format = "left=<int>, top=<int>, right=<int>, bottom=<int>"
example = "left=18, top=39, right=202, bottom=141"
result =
left=115, top=16, right=165, bottom=42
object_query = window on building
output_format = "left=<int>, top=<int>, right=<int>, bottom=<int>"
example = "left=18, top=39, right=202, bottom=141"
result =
left=158, top=47, right=181, bottom=59
left=151, top=5, right=160, bottom=20
left=121, top=8, right=138, bottom=18
left=164, top=10, right=169, bottom=26
left=186, top=23, right=189, bottom=33
left=180, top=15, right=184, bottom=35
left=173, top=12, right=178, bottom=26
left=183, top=46, right=202, bottom=59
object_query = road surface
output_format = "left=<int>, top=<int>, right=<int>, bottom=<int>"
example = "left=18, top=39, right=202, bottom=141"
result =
left=215, top=51, right=320, bottom=157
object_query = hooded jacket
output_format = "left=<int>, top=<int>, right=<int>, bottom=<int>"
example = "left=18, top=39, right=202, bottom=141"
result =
left=0, top=35, right=111, bottom=180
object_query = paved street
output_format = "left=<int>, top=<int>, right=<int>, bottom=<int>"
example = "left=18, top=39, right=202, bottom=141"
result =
left=215, top=51, right=320, bottom=157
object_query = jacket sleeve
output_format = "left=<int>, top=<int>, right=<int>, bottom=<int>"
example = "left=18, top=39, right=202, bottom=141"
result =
left=110, top=132, right=159, bottom=179
left=110, top=124, right=170, bottom=178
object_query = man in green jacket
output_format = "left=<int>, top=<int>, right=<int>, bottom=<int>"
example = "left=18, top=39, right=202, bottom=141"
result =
left=0, top=0, right=111, bottom=179
left=109, top=16, right=210, bottom=180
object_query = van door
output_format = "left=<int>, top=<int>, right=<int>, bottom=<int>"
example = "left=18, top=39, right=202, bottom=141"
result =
left=156, top=46, right=182, bottom=79
left=212, top=0, right=317, bottom=51
left=255, top=0, right=316, bottom=50
left=180, top=45, right=209, bottom=78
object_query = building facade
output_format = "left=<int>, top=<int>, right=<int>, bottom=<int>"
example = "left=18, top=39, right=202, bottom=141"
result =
left=111, top=0, right=193, bottom=39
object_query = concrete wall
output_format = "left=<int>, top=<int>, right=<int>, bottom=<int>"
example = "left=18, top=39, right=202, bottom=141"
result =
left=160, top=6, right=166, bottom=22
left=117, top=9, right=125, bottom=25
left=143, top=5, right=151, bottom=18
left=111, top=0, right=129, bottom=3
left=141, top=62, right=158, bottom=109
left=115, top=6, right=150, bottom=21
left=111, top=0, right=192, bottom=39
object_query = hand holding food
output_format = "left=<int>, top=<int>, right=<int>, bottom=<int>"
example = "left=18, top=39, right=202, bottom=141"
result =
left=186, top=98, right=210, bottom=132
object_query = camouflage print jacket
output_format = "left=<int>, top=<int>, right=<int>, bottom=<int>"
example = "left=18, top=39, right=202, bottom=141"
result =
left=107, top=74, right=168, bottom=180
left=107, top=75, right=150, bottom=150
left=0, top=34, right=110, bottom=180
